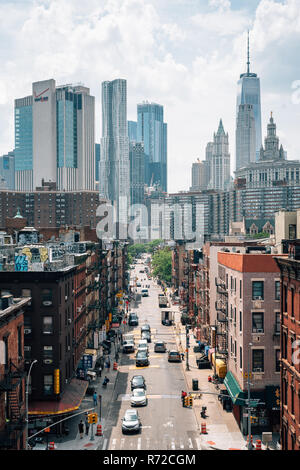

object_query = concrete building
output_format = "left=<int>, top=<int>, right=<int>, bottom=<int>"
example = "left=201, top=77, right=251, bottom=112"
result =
left=15, top=79, right=95, bottom=191
left=217, top=252, right=282, bottom=435
left=0, top=295, right=30, bottom=450
left=190, top=159, right=209, bottom=191
left=207, top=120, right=231, bottom=191
left=275, top=242, right=300, bottom=450
left=129, top=142, right=145, bottom=207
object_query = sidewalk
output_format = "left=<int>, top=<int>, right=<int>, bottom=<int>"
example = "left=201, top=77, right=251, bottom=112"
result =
left=53, top=353, right=120, bottom=451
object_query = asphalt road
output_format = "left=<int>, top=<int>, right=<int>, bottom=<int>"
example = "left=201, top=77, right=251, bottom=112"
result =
left=101, top=256, right=201, bottom=451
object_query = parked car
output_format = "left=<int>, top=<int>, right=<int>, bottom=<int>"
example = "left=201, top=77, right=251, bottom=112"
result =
left=135, top=351, right=149, bottom=367
left=141, top=324, right=151, bottom=334
left=131, top=388, right=148, bottom=407
left=128, top=313, right=139, bottom=326
left=139, top=270, right=145, bottom=273
left=141, top=331, right=151, bottom=343
left=141, top=289, right=149, bottom=297
left=136, top=282, right=141, bottom=287
left=121, top=409, right=141, bottom=434
left=137, top=345, right=149, bottom=356
left=131, top=375, right=146, bottom=390
left=122, top=340, right=135, bottom=353
left=154, top=341, right=167, bottom=353
left=168, top=350, right=181, bottom=362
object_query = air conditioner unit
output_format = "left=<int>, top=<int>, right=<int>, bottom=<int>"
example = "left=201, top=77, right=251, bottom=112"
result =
left=67, top=346, right=71, bottom=351
left=253, top=367, right=263, bottom=373
left=68, top=318, right=72, bottom=324
left=65, top=296, right=68, bottom=301
left=24, top=328, right=32, bottom=335
left=42, top=300, right=52, bottom=306
left=256, top=328, right=264, bottom=333
left=43, top=359, right=53, bottom=365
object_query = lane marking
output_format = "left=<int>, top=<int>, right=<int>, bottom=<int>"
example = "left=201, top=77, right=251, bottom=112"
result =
left=111, top=438, right=116, bottom=450
left=171, top=440, right=175, bottom=450
left=137, top=438, right=141, bottom=450
left=188, top=438, right=194, bottom=449
left=120, top=438, right=125, bottom=449
left=195, top=438, right=202, bottom=450
left=102, top=438, right=108, bottom=450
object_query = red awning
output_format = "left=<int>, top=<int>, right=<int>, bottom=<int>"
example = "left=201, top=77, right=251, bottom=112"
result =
left=28, top=378, right=89, bottom=416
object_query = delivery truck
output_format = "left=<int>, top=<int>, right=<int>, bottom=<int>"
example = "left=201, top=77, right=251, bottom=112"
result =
left=158, top=293, right=168, bottom=308
left=161, top=309, right=174, bottom=325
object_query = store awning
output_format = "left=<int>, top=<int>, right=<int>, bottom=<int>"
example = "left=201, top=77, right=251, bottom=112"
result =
left=224, top=371, right=247, bottom=406
left=28, top=378, right=89, bottom=416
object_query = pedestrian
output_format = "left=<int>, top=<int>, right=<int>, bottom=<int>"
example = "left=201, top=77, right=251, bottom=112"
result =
left=98, top=365, right=102, bottom=378
left=78, top=420, right=84, bottom=439
left=106, top=357, right=111, bottom=370
left=181, top=352, right=185, bottom=361
left=84, top=413, right=90, bottom=436
left=181, top=390, right=187, bottom=407
left=93, top=391, right=98, bottom=407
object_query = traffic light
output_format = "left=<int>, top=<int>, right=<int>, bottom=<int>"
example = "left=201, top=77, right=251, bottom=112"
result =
left=53, top=369, right=60, bottom=395
left=188, top=396, right=194, bottom=408
left=88, top=413, right=98, bottom=424
left=250, top=416, right=258, bottom=424
left=184, top=396, right=189, bottom=407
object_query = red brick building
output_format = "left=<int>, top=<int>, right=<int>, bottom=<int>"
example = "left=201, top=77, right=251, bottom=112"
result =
left=0, top=296, right=30, bottom=450
left=275, top=243, right=300, bottom=450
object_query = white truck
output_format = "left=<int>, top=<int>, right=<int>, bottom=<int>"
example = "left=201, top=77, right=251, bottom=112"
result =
left=158, top=293, right=168, bottom=308
left=161, top=309, right=174, bottom=326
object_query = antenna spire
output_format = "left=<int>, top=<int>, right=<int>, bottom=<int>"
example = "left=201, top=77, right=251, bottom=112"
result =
left=247, top=30, right=250, bottom=75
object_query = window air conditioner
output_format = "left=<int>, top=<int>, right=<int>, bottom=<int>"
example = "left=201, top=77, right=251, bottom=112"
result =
left=24, top=328, right=32, bottom=335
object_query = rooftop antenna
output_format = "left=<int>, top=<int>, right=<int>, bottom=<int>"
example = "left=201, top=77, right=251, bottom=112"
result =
left=247, top=30, right=250, bottom=75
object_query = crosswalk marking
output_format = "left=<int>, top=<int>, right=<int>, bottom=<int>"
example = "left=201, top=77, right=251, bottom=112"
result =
left=195, top=438, right=202, bottom=450
left=102, top=439, right=108, bottom=450
left=188, top=438, right=193, bottom=448
left=111, top=438, right=116, bottom=450
left=137, top=438, right=141, bottom=450
left=107, top=436, right=200, bottom=450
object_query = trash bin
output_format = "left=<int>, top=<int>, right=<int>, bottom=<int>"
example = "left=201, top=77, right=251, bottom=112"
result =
left=192, top=379, right=198, bottom=391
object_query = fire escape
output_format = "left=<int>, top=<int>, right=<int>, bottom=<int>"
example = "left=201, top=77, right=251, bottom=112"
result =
left=215, top=277, right=228, bottom=358
left=0, top=359, right=26, bottom=449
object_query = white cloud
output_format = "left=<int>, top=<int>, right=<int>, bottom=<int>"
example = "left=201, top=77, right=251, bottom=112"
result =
left=0, top=0, right=300, bottom=193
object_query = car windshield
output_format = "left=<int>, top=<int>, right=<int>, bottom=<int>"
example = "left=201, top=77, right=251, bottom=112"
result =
left=170, top=352, right=179, bottom=355
left=136, top=352, right=146, bottom=357
left=125, top=413, right=138, bottom=421
left=133, top=390, right=145, bottom=396
left=133, top=377, right=143, bottom=383
left=156, top=343, right=164, bottom=347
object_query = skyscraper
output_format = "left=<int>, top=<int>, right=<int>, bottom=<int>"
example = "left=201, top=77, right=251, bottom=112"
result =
left=129, top=142, right=145, bottom=206
left=207, top=120, right=231, bottom=191
left=14, top=79, right=95, bottom=191
left=95, top=143, right=100, bottom=183
left=128, top=121, right=137, bottom=142
left=236, top=32, right=262, bottom=161
left=190, top=159, right=209, bottom=191
left=0, top=151, right=15, bottom=190
left=100, top=79, right=130, bottom=229
left=235, top=104, right=256, bottom=170
left=137, top=102, right=167, bottom=191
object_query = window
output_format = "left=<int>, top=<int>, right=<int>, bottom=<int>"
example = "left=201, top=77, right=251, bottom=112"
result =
left=252, top=349, right=264, bottom=372
left=283, top=285, right=287, bottom=312
left=291, top=288, right=295, bottom=317
left=43, top=375, right=53, bottom=395
left=275, top=281, right=280, bottom=301
left=21, top=288, right=32, bottom=306
left=282, top=331, right=287, bottom=359
left=275, top=349, right=280, bottom=372
left=43, top=346, right=53, bottom=362
left=275, top=312, right=280, bottom=334
left=43, top=316, right=53, bottom=334
left=240, top=346, right=243, bottom=369
left=291, top=387, right=295, bottom=415
left=239, top=311, right=242, bottom=332
left=252, top=281, right=264, bottom=300
left=42, top=288, right=52, bottom=305
left=18, top=326, right=22, bottom=358
left=24, top=346, right=31, bottom=362
left=252, top=312, right=264, bottom=333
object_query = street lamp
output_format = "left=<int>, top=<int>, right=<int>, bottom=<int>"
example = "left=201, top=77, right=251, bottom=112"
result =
left=25, top=359, right=37, bottom=450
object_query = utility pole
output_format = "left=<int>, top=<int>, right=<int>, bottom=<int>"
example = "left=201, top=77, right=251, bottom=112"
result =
left=186, top=324, right=190, bottom=371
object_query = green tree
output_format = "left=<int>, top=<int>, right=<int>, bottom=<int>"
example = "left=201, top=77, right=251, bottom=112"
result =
left=151, top=247, right=172, bottom=284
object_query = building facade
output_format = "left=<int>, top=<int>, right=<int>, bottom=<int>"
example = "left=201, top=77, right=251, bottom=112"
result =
left=15, top=79, right=95, bottom=191
left=235, top=104, right=256, bottom=171
left=275, top=243, right=300, bottom=450
left=207, top=120, right=231, bottom=191
left=190, top=159, right=209, bottom=192
left=0, top=152, right=15, bottom=190
left=129, top=142, right=145, bottom=207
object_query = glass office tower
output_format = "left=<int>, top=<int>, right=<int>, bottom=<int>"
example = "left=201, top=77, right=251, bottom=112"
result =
left=137, top=102, right=167, bottom=192
left=15, top=96, right=33, bottom=190
left=100, top=79, right=130, bottom=231
left=236, top=33, right=262, bottom=162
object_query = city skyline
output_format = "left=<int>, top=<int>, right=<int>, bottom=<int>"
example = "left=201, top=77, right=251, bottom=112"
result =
left=0, top=1, right=300, bottom=193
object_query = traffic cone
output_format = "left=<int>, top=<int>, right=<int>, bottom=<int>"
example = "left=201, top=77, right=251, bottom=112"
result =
left=96, top=424, right=103, bottom=436
left=201, top=422, right=207, bottom=434
left=255, top=439, right=262, bottom=450
left=48, top=441, right=55, bottom=450
left=113, top=362, right=118, bottom=371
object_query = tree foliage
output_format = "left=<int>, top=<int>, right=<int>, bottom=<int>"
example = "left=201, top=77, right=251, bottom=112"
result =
left=151, top=247, right=172, bottom=284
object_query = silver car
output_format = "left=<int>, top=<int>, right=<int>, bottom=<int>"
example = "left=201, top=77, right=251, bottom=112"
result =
left=131, top=388, right=148, bottom=407
left=154, top=341, right=167, bottom=353
left=121, top=409, right=141, bottom=434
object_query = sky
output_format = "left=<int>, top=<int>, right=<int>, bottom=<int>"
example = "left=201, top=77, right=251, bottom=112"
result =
left=0, top=0, right=300, bottom=192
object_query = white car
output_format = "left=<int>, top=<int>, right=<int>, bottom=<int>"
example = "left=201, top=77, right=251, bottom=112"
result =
left=137, top=345, right=149, bottom=356
left=137, top=339, right=148, bottom=348
left=131, top=388, right=148, bottom=407
left=121, top=409, right=141, bottom=434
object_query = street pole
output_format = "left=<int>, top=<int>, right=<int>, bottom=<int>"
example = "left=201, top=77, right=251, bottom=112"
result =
left=247, top=343, right=253, bottom=450
left=186, top=325, right=190, bottom=371
left=25, top=359, right=37, bottom=450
